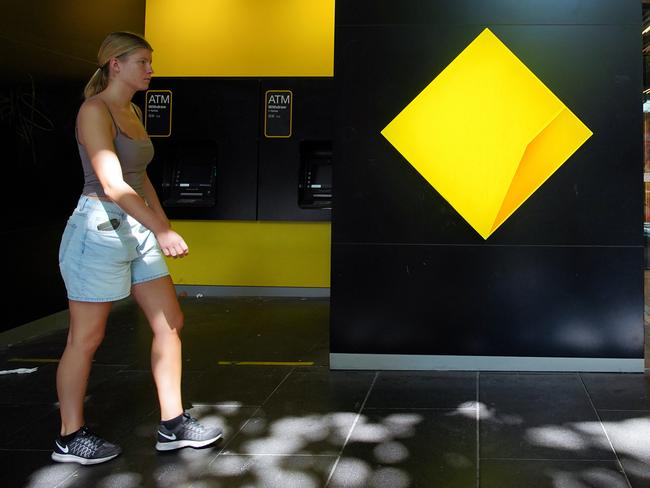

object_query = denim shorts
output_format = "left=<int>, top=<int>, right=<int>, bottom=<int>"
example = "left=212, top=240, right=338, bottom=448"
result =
left=59, top=195, right=170, bottom=302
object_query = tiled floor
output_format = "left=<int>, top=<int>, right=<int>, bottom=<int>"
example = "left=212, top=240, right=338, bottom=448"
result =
left=1, top=295, right=649, bottom=487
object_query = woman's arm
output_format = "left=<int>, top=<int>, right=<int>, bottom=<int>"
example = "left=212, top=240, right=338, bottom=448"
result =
left=77, top=99, right=188, bottom=257
left=141, top=173, right=170, bottom=229
left=131, top=103, right=171, bottom=226
left=128, top=102, right=172, bottom=230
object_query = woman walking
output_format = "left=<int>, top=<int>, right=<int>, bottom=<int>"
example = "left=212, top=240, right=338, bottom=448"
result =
left=52, top=31, right=221, bottom=465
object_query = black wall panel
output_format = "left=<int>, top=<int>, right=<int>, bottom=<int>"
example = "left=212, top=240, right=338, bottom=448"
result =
left=336, top=0, right=639, bottom=26
left=258, top=78, right=333, bottom=221
left=331, top=0, right=643, bottom=360
left=334, top=24, right=642, bottom=245
left=331, top=243, right=643, bottom=358
left=140, top=78, right=259, bottom=220
left=1, top=1, right=146, bottom=332
left=142, top=78, right=333, bottom=221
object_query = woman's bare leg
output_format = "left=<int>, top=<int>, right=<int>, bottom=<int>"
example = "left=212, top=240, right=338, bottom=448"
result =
left=56, top=300, right=112, bottom=435
left=132, top=275, right=184, bottom=420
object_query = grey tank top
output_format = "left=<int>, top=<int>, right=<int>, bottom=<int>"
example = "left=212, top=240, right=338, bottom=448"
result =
left=78, top=100, right=154, bottom=199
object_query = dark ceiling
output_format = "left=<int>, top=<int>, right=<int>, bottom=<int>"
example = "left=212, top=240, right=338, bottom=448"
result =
left=0, top=0, right=145, bottom=82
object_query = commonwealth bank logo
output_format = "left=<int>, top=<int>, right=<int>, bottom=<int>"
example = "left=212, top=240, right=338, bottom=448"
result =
left=381, top=28, right=592, bottom=239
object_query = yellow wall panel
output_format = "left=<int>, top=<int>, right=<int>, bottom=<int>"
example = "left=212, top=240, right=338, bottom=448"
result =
left=166, top=221, right=331, bottom=287
left=145, top=0, right=334, bottom=77
left=145, top=1, right=334, bottom=287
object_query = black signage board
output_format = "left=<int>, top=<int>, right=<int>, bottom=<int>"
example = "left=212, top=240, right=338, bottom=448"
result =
left=145, top=89, right=172, bottom=137
left=264, top=90, right=292, bottom=138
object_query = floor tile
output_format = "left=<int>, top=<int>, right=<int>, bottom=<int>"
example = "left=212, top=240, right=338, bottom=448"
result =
left=261, top=369, right=376, bottom=413
left=599, top=410, right=650, bottom=488
left=0, top=350, right=13, bottom=368
left=233, top=298, right=329, bottom=365
left=3, top=330, right=68, bottom=361
left=481, top=459, right=628, bottom=488
left=117, top=297, right=330, bottom=370
left=0, top=403, right=58, bottom=447
left=93, top=334, right=152, bottom=368
left=0, top=364, right=59, bottom=405
left=328, top=408, right=476, bottom=488
left=61, top=450, right=207, bottom=488
left=480, top=373, right=615, bottom=460
left=85, top=370, right=159, bottom=408
left=178, top=297, right=330, bottom=370
left=365, top=371, right=476, bottom=409
left=222, top=406, right=356, bottom=456
left=220, top=371, right=372, bottom=456
left=3, top=407, right=63, bottom=450
left=480, top=373, right=590, bottom=410
left=581, top=373, right=650, bottom=411
left=0, top=363, right=124, bottom=406
left=0, top=450, right=79, bottom=488
left=182, top=366, right=290, bottom=407
left=202, top=454, right=337, bottom=488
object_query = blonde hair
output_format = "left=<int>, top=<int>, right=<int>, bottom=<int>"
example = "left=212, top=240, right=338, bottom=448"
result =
left=83, top=31, right=153, bottom=99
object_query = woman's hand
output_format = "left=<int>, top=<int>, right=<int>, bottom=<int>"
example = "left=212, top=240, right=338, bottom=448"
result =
left=155, top=229, right=189, bottom=258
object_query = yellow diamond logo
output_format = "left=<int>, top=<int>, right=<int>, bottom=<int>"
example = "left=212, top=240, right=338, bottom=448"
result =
left=381, top=28, right=593, bottom=239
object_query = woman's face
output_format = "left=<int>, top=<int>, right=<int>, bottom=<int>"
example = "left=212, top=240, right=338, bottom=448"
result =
left=114, top=48, right=153, bottom=91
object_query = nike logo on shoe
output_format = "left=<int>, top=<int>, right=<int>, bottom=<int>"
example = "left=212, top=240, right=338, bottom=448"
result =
left=55, top=441, right=69, bottom=453
left=158, top=431, right=176, bottom=441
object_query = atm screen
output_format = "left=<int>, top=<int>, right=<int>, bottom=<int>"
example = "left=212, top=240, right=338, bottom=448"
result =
left=311, top=163, right=332, bottom=188
left=299, top=140, right=332, bottom=209
left=178, top=164, right=214, bottom=187
left=164, top=139, right=218, bottom=207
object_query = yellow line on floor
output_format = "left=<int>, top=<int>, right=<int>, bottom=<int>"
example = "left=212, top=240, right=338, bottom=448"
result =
left=8, top=358, right=59, bottom=363
left=218, top=361, right=314, bottom=366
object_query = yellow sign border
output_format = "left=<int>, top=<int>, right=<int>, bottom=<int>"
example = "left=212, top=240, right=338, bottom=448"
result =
left=145, top=89, right=173, bottom=138
left=264, top=89, right=293, bottom=138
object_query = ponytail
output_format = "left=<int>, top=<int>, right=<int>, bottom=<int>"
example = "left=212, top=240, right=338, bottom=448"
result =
left=83, top=32, right=152, bottom=99
left=83, top=66, right=109, bottom=99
